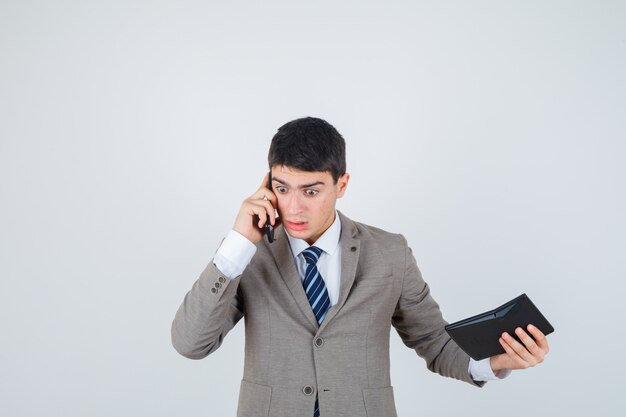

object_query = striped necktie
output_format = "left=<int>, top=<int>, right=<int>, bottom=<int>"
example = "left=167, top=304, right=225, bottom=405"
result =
left=302, top=246, right=331, bottom=325
left=301, top=246, right=331, bottom=417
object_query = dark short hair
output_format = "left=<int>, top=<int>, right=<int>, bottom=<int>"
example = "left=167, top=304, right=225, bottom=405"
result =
left=268, top=117, right=346, bottom=183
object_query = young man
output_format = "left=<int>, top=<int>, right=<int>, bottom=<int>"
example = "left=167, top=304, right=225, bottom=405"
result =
left=171, top=117, right=549, bottom=417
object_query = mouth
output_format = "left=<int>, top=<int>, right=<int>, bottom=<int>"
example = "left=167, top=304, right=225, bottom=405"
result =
left=286, top=220, right=308, bottom=231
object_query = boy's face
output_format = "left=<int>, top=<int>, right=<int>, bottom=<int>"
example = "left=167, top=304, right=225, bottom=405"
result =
left=270, top=165, right=349, bottom=245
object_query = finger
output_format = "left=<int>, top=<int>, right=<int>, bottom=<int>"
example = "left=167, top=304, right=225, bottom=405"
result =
left=257, top=199, right=277, bottom=225
left=502, top=331, right=535, bottom=364
left=245, top=201, right=271, bottom=228
left=260, top=172, right=270, bottom=188
left=250, top=186, right=277, bottom=206
left=247, top=203, right=267, bottom=228
left=515, top=327, right=544, bottom=362
left=259, top=173, right=278, bottom=203
left=527, top=324, right=550, bottom=354
left=247, top=200, right=276, bottom=226
left=499, top=336, right=525, bottom=367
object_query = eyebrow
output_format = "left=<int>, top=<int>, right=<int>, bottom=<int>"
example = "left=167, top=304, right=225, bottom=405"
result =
left=272, top=177, right=326, bottom=189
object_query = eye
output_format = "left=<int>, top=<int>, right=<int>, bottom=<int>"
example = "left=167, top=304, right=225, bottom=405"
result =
left=276, top=186, right=288, bottom=193
left=304, top=189, right=319, bottom=196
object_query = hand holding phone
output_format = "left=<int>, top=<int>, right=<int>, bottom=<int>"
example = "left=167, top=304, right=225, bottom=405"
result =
left=232, top=172, right=279, bottom=244
left=264, top=171, right=275, bottom=243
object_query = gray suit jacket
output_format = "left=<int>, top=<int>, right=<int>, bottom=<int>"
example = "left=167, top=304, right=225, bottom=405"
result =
left=172, top=211, right=480, bottom=417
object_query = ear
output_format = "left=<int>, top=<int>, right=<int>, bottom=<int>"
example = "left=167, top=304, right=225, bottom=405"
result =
left=336, top=173, right=350, bottom=198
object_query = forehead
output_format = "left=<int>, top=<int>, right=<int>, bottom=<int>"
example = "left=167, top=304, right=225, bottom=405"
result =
left=270, top=165, right=332, bottom=185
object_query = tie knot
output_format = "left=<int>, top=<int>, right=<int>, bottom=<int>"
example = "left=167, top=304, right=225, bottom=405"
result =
left=301, top=246, right=323, bottom=265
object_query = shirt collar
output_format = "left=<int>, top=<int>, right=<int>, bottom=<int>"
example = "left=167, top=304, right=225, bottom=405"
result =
left=285, top=210, right=342, bottom=258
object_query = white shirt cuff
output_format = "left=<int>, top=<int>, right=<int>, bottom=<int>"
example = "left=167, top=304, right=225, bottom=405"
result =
left=469, top=358, right=512, bottom=382
left=213, top=230, right=257, bottom=279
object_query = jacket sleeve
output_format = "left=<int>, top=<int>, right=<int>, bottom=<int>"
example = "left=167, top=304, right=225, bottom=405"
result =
left=391, top=236, right=484, bottom=387
left=171, top=261, right=244, bottom=359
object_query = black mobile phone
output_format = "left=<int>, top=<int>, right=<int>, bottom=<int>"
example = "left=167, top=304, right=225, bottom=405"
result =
left=264, top=171, right=275, bottom=243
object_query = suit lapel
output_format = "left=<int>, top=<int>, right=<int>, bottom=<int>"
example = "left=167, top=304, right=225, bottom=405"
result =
left=268, top=224, right=319, bottom=330
left=318, top=211, right=360, bottom=333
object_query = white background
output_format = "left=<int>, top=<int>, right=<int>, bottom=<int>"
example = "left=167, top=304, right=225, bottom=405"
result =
left=1, top=1, right=625, bottom=416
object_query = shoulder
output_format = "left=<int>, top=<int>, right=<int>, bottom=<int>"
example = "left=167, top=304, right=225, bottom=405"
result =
left=339, top=212, right=413, bottom=279
left=338, top=211, right=408, bottom=249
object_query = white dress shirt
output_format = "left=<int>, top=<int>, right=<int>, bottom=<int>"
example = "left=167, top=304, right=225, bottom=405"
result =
left=213, top=211, right=509, bottom=382
left=283, top=211, right=342, bottom=306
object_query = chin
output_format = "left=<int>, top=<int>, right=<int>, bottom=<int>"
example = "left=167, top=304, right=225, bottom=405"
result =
left=289, top=228, right=309, bottom=237
left=288, top=228, right=314, bottom=241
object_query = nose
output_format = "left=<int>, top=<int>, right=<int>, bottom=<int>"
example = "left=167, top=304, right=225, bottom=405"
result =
left=283, top=192, right=304, bottom=216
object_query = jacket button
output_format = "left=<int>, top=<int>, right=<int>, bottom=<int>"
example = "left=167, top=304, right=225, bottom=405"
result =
left=214, top=282, right=222, bottom=289
left=210, top=287, right=217, bottom=294
left=218, top=276, right=226, bottom=283
left=350, top=246, right=357, bottom=252
left=302, top=385, right=314, bottom=396
left=314, top=337, right=324, bottom=348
